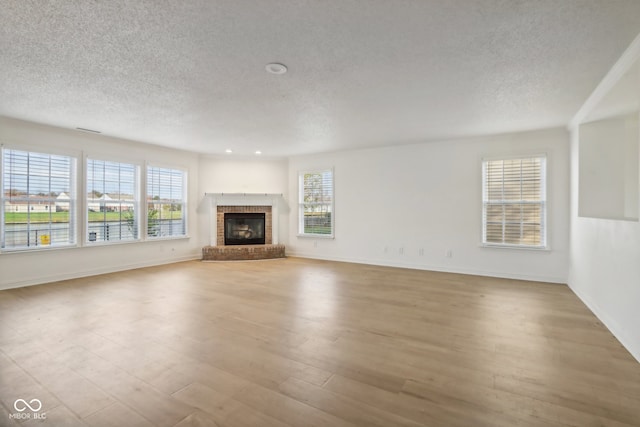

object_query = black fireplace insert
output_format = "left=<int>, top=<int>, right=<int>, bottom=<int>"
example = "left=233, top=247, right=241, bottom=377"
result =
left=224, top=212, right=266, bottom=245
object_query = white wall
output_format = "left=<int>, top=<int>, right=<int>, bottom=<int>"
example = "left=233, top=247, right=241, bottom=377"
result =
left=288, top=128, right=570, bottom=283
left=568, top=37, right=640, bottom=362
left=197, top=155, right=289, bottom=247
left=0, top=117, right=201, bottom=290
left=578, top=114, right=639, bottom=220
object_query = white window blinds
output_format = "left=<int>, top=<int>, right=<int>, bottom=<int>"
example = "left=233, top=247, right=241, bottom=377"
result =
left=299, top=169, right=334, bottom=237
left=482, top=157, right=546, bottom=248
left=146, top=166, right=186, bottom=238
left=1, top=148, right=76, bottom=249
left=86, top=159, right=139, bottom=243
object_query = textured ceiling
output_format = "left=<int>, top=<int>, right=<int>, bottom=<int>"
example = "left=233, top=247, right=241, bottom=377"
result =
left=2, top=1, right=640, bottom=157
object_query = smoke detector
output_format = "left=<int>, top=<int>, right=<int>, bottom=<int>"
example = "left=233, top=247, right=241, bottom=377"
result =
left=265, top=63, right=287, bottom=75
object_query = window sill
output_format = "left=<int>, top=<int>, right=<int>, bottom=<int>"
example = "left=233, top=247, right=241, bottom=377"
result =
left=87, top=236, right=190, bottom=245
left=1, top=235, right=191, bottom=254
left=297, top=234, right=334, bottom=239
left=85, top=239, right=142, bottom=247
left=1, top=243, right=78, bottom=254
left=146, top=235, right=190, bottom=242
left=480, top=243, right=550, bottom=252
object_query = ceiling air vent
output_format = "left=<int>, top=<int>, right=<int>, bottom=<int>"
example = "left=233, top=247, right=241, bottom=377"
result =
left=75, top=127, right=101, bottom=134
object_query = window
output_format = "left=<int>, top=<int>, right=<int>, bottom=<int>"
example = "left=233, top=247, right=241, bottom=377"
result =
left=482, top=156, right=546, bottom=248
left=86, top=159, right=139, bottom=243
left=1, top=148, right=76, bottom=250
left=146, top=166, right=186, bottom=238
left=299, top=169, right=334, bottom=237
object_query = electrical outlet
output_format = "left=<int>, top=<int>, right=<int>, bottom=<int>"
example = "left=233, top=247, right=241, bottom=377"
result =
left=418, top=248, right=424, bottom=256
left=446, top=249, right=453, bottom=258
left=399, top=247, right=404, bottom=255
left=384, top=246, right=388, bottom=253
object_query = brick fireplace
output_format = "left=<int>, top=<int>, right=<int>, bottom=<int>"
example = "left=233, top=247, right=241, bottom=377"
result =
left=217, top=205, right=272, bottom=246
left=202, top=193, right=285, bottom=261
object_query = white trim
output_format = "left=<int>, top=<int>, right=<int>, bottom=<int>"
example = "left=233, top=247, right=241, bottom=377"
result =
left=298, top=168, right=335, bottom=238
left=1, top=234, right=190, bottom=252
left=569, top=281, right=640, bottom=364
left=84, top=157, right=141, bottom=245
left=206, top=193, right=282, bottom=207
left=145, top=235, right=191, bottom=242
left=481, top=152, right=548, bottom=162
left=1, top=147, right=79, bottom=251
left=569, top=32, right=640, bottom=130
left=481, top=155, right=547, bottom=248
left=146, top=165, right=188, bottom=240
left=575, top=213, right=640, bottom=222
left=1, top=243, right=79, bottom=254
left=0, top=147, right=4, bottom=251
left=286, top=252, right=567, bottom=284
left=296, top=233, right=334, bottom=239
left=480, top=243, right=550, bottom=251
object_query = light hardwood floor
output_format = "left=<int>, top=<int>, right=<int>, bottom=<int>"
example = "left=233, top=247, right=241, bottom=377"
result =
left=1, top=257, right=639, bottom=426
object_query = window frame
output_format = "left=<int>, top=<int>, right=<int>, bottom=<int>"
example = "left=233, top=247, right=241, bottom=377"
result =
left=85, top=156, right=141, bottom=245
left=481, top=155, right=548, bottom=250
left=145, top=165, right=188, bottom=240
left=298, top=168, right=335, bottom=238
left=1, top=146, right=78, bottom=252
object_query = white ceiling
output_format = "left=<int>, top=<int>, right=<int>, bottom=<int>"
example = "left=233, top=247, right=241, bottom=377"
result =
left=2, top=1, right=640, bottom=157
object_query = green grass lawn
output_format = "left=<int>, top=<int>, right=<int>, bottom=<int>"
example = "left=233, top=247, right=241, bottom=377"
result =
left=5, top=211, right=182, bottom=223
left=5, top=212, right=70, bottom=223
left=157, top=211, right=183, bottom=220
left=304, top=226, right=332, bottom=234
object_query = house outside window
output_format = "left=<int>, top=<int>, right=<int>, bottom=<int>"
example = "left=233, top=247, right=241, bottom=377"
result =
left=86, top=158, right=139, bottom=243
left=298, top=169, right=334, bottom=237
left=1, top=148, right=76, bottom=250
left=146, top=166, right=187, bottom=238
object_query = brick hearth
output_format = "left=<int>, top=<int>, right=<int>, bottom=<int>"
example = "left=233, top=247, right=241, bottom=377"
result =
left=202, top=244, right=285, bottom=261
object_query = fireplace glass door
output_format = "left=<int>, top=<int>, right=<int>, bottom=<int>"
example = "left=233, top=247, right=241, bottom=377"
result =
left=224, top=213, right=266, bottom=245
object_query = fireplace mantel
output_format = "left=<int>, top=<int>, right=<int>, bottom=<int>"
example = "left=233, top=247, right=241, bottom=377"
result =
left=205, top=193, right=283, bottom=246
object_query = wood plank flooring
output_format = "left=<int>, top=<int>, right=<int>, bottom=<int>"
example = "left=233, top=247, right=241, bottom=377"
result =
left=1, top=257, right=639, bottom=426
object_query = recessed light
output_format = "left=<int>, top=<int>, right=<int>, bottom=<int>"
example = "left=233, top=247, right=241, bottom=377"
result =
left=265, top=63, right=287, bottom=75
left=225, top=149, right=233, bottom=154
left=255, top=150, right=262, bottom=155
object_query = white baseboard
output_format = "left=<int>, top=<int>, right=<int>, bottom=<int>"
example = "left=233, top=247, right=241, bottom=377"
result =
left=568, top=282, right=640, bottom=364
left=0, top=253, right=201, bottom=290
left=287, top=250, right=567, bottom=284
